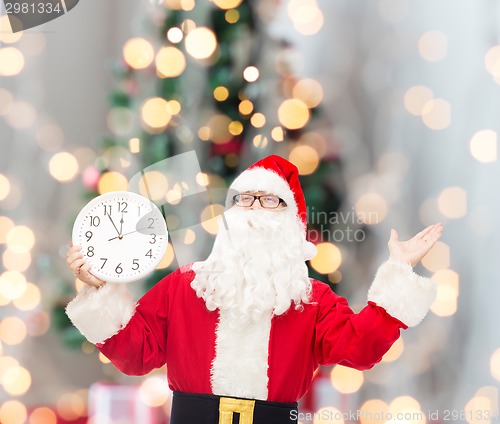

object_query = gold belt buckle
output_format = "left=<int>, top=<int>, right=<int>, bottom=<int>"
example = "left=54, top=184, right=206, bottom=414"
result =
left=218, top=396, right=256, bottom=424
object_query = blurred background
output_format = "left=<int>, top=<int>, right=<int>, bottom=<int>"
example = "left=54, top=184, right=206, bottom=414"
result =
left=0, top=0, right=499, bottom=423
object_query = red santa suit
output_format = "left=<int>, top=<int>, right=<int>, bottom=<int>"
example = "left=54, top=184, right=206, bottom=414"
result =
left=66, top=155, right=437, bottom=423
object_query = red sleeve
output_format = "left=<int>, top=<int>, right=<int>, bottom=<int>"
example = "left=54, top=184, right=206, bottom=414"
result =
left=313, top=282, right=407, bottom=370
left=96, top=270, right=179, bottom=376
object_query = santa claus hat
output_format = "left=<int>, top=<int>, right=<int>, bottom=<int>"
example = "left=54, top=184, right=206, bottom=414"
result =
left=229, top=155, right=317, bottom=260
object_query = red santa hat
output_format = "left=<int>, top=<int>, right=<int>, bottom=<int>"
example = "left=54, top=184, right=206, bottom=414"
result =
left=229, top=155, right=317, bottom=260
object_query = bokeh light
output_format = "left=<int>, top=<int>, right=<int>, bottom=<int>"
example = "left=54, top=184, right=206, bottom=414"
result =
left=97, top=171, right=129, bottom=194
left=418, top=30, right=448, bottom=62
left=469, top=130, right=497, bottom=163
left=123, top=38, right=155, bottom=70
left=421, top=98, right=451, bottom=130
left=141, top=97, right=173, bottom=131
left=29, top=407, right=57, bottom=424
left=243, top=66, right=259, bottom=82
left=330, top=365, right=364, bottom=394
left=49, top=152, right=79, bottom=182
left=0, top=174, right=11, bottom=201
left=156, top=46, right=186, bottom=78
left=437, top=186, right=467, bottom=219
left=56, top=392, right=86, bottom=421
left=13, top=283, right=41, bottom=311
left=2, top=366, right=31, bottom=395
left=185, top=27, right=217, bottom=59
left=225, top=9, right=240, bottom=23
left=139, top=376, right=171, bottom=407
left=239, top=99, right=254, bottom=115
left=0, top=15, right=22, bottom=43
left=6, top=226, right=35, bottom=253
left=382, top=336, right=404, bottom=362
left=0, top=271, right=27, bottom=299
left=310, top=242, right=342, bottom=274
left=359, top=399, right=390, bottom=424
left=229, top=121, right=243, bottom=136
left=250, top=112, right=266, bottom=128
left=207, top=114, right=232, bottom=144
left=289, top=145, right=319, bottom=175
left=156, top=243, right=175, bottom=269
left=404, top=85, right=434, bottom=116
left=138, top=171, right=169, bottom=201
left=0, top=400, right=27, bottom=424
left=278, top=99, right=310, bottom=129
left=5, top=101, right=36, bottom=129
left=0, top=316, right=27, bottom=345
left=201, top=204, right=225, bottom=234
left=355, top=193, right=388, bottom=224
left=167, top=27, right=183, bottom=43
left=0, top=47, right=25, bottom=76
left=213, top=0, right=243, bottom=9
left=271, top=126, right=284, bottom=142
left=287, top=0, right=324, bottom=35
left=421, top=241, right=450, bottom=272
left=0, top=216, right=15, bottom=243
left=490, top=348, right=500, bottom=381
left=484, top=45, right=500, bottom=78
left=293, top=78, right=323, bottom=108
left=214, top=86, right=229, bottom=101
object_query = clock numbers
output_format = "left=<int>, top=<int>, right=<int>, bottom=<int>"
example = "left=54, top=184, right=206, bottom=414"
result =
left=145, top=249, right=152, bottom=258
left=132, top=259, right=139, bottom=270
left=150, top=234, right=157, bottom=244
left=115, top=263, right=123, bottom=274
left=117, top=202, right=128, bottom=213
left=148, top=218, right=154, bottom=228
left=100, top=258, right=108, bottom=269
left=87, top=246, right=95, bottom=257
left=85, top=231, right=93, bottom=242
left=90, top=216, right=101, bottom=227
left=103, top=205, right=112, bottom=216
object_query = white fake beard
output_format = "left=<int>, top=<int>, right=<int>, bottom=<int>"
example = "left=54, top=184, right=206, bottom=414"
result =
left=191, top=206, right=311, bottom=326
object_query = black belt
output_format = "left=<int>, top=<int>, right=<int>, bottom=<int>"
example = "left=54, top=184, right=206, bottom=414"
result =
left=171, top=391, right=298, bottom=424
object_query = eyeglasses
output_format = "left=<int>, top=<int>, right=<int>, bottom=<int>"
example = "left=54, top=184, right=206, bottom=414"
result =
left=233, top=194, right=287, bottom=209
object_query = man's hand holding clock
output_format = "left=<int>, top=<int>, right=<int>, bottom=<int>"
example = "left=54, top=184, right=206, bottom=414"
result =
left=67, top=191, right=168, bottom=287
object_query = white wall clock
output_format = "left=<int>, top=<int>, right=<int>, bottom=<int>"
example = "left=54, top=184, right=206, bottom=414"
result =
left=72, top=191, right=168, bottom=284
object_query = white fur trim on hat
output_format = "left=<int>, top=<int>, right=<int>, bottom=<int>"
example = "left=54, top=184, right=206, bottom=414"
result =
left=367, top=259, right=437, bottom=327
left=66, top=283, right=136, bottom=344
left=230, top=168, right=298, bottom=216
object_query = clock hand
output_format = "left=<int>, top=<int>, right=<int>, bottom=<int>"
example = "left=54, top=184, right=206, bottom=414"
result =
left=107, top=214, right=121, bottom=237
left=119, top=212, right=124, bottom=237
left=108, top=227, right=149, bottom=242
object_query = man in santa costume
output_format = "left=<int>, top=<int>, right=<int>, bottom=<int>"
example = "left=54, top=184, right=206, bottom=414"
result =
left=66, top=155, right=443, bottom=424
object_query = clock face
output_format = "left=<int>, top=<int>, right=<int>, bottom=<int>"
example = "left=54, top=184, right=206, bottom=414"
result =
left=72, top=191, right=168, bottom=284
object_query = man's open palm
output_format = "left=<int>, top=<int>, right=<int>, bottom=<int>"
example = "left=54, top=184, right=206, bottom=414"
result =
left=388, top=223, right=443, bottom=267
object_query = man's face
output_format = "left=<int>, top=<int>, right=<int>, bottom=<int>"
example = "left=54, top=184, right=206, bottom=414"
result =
left=233, top=191, right=287, bottom=211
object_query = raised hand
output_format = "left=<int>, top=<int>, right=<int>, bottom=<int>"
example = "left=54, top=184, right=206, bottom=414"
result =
left=66, top=245, right=106, bottom=288
left=388, top=223, right=443, bottom=267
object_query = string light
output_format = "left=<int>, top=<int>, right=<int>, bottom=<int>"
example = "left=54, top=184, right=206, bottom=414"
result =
left=123, top=38, right=155, bottom=69
left=185, top=27, right=217, bottom=59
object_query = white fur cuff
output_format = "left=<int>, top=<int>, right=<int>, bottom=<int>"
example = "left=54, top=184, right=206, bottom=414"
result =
left=65, top=283, right=136, bottom=344
left=367, top=259, right=437, bottom=327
